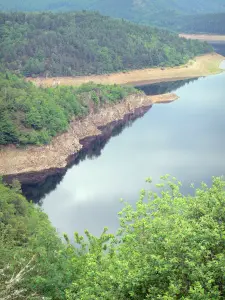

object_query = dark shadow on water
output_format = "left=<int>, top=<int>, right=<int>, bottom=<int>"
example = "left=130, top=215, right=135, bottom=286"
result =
left=210, top=42, right=225, bottom=56
left=4, top=105, right=152, bottom=204
left=135, top=78, right=198, bottom=95
left=4, top=76, right=203, bottom=204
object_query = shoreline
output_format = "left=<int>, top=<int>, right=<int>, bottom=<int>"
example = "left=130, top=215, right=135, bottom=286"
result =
left=151, top=93, right=179, bottom=104
left=27, top=53, right=224, bottom=87
left=3, top=106, right=151, bottom=187
left=2, top=51, right=224, bottom=179
left=0, top=93, right=178, bottom=177
left=180, top=34, right=225, bottom=42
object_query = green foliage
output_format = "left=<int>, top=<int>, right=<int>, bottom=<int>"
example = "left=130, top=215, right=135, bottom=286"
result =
left=0, top=181, right=76, bottom=299
left=66, top=176, right=225, bottom=299
left=0, top=12, right=212, bottom=77
left=0, top=72, right=137, bottom=146
left=1, top=176, right=225, bottom=299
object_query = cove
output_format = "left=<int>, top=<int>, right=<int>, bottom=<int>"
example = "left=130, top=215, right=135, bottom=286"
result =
left=19, top=43, right=225, bottom=238
left=20, top=72, right=225, bottom=238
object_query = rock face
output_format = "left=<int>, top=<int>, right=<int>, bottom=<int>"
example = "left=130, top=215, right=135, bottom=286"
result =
left=0, top=94, right=154, bottom=176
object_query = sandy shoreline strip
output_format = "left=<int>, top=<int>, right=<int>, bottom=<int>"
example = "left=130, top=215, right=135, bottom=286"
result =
left=151, top=93, right=179, bottom=104
left=180, top=34, right=225, bottom=42
left=27, top=53, right=224, bottom=88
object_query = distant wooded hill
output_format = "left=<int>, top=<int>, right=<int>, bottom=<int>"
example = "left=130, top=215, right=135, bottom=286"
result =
left=174, top=13, right=225, bottom=35
left=1, top=1, right=225, bottom=34
left=1, top=0, right=225, bottom=15
left=0, top=12, right=211, bottom=77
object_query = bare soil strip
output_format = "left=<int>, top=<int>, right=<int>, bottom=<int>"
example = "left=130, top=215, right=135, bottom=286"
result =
left=27, top=53, right=224, bottom=88
left=151, top=93, right=179, bottom=104
left=180, top=34, right=225, bottom=42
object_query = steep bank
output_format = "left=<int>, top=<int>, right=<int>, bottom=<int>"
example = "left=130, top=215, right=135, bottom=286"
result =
left=0, top=74, right=138, bottom=147
left=4, top=106, right=151, bottom=187
left=0, top=93, right=177, bottom=176
left=28, top=54, right=224, bottom=87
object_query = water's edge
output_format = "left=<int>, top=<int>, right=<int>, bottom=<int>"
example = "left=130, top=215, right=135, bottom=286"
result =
left=4, top=105, right=152, bottom=192
left=0, top=94, right=153, bottom=176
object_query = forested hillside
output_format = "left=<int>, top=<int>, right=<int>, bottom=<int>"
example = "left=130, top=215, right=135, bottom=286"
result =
left=0, top=179, right=77, bottom=299
left=0, top=72, right=137, bottom=146
left=1, top=176, right=225, bottom=299
left=0, top=12, right=212, bottom=77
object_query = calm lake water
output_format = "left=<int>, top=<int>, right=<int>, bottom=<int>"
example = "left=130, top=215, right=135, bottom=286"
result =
left=22, top=44, right=225, bottom=238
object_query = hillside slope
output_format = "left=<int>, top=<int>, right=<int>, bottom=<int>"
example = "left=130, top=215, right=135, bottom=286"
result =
left=1, top=0, right=225, bottom=15
left=0, top=12, right=211, bottom=77
left=1, top=1, right=225, bottom=34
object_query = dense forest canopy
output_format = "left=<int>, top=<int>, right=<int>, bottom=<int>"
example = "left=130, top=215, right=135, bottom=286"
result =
left=1, top=1, right=225, bottom=299
left=0, top=11, right=212, bottom=147
left=0, top=12, right=211, bottom=76
left=0, top=72, right=138, bottom=146
left=0, top=12, right=212, bottom=77
left=1, top=176, right=225, bottom=299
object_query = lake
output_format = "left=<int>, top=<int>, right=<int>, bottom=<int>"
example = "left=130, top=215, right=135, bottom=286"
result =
left=22, top=44, right=225, bottom=238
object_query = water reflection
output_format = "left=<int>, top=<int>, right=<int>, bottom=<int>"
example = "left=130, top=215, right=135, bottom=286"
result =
left=19, top=77, right=197, bottom=203
left=135, top=78, right=198, bottom=95
left=13, top=44, right=225, bottom=238
left=36, top=72, right=225, bottom=238
left=20, top=106, right=151, bottom=203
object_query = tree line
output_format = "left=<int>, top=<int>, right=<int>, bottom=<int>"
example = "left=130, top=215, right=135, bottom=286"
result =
left=0, top=72, right=138, bottom=146
left=1, top=176, right=225, bottom=299
left=1, top=0, right=225, bottom=35
left=0, top=11, right=212, bottom=77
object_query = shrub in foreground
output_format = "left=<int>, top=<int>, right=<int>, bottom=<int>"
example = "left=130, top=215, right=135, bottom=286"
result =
left=1, top=176, right=225, bottom=299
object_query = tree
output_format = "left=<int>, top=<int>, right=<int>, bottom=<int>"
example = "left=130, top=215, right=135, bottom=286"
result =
left=0, top=72, right=138, bottom=146
left=66, top=176, right=225, bottom=299
left=1, top=176, right=225, bottom=299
